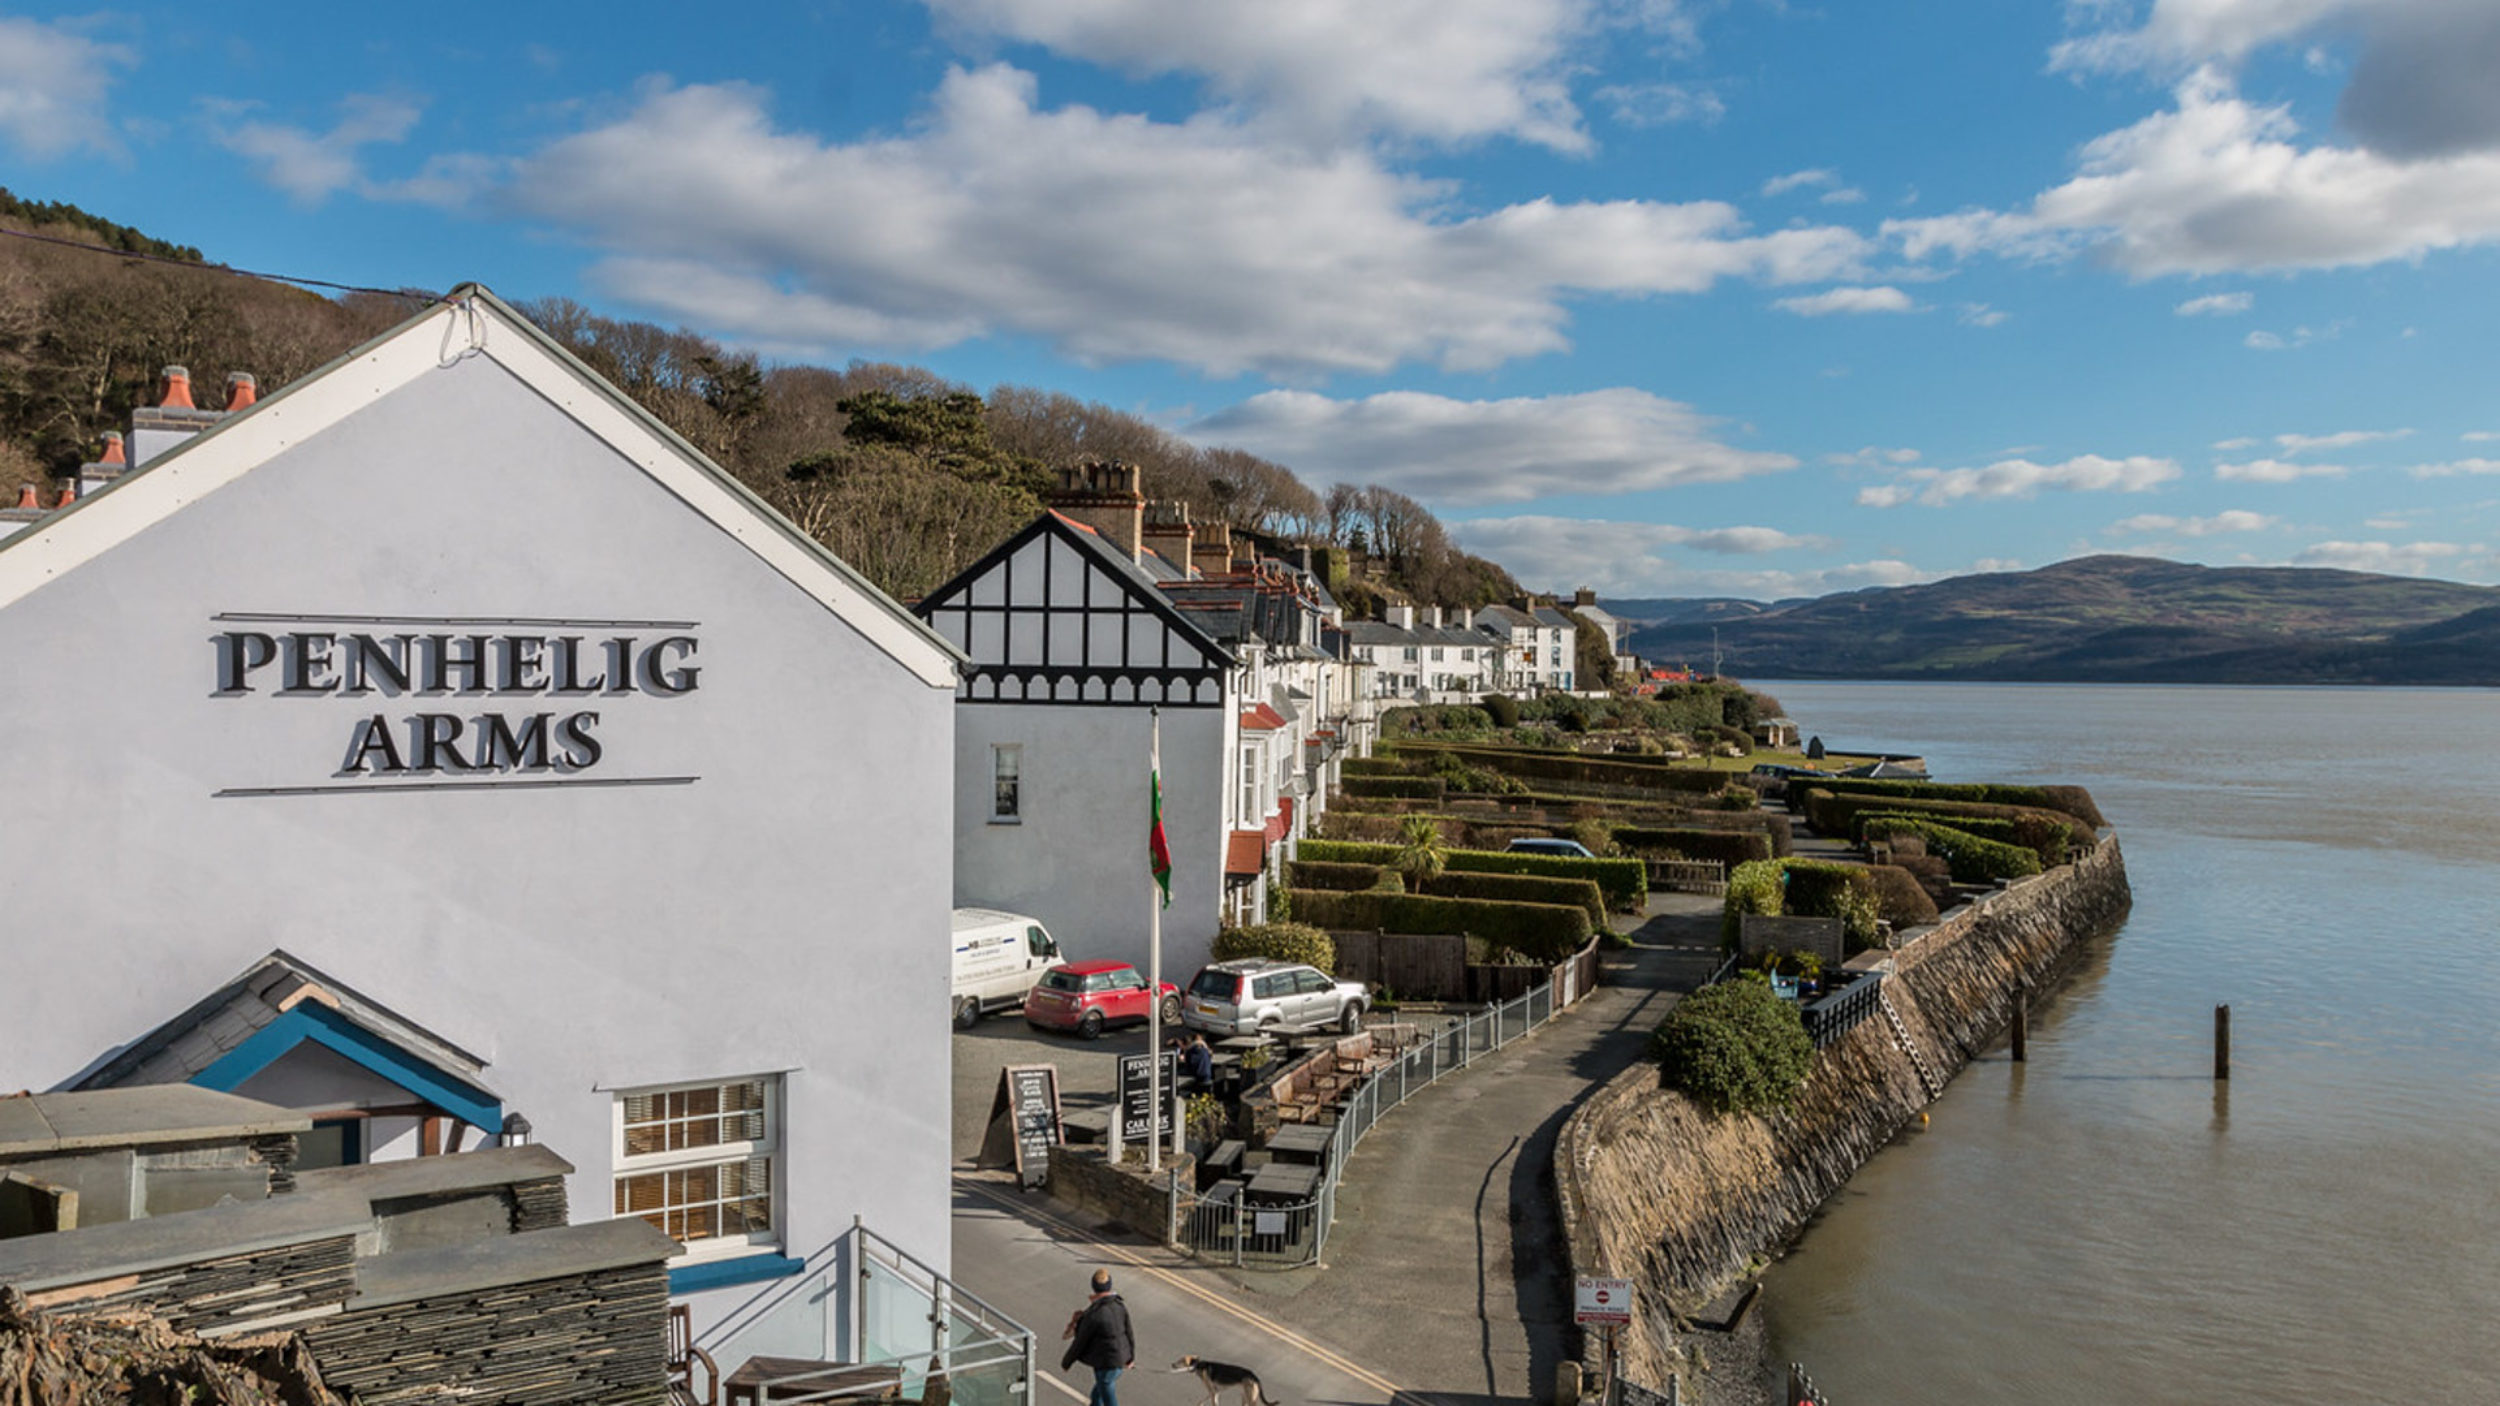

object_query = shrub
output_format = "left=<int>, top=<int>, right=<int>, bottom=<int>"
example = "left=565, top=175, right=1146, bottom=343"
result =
left=1862, top=865, right=1940, bottom=928
left=1212, top=922, right=1337, bottom=973
left=1721, top=859, right=1785, bottom=948
left=1421, top=870, right=1607, bottom=925
left=1715, top=785, right=1759, bottom=811
left=1286, top=860, right=1384, bottom=892
left=1391, top=742, right=1731, bottom=796
left=1570, top=817, right=1615, bottom=855
left=1853, top=809, right=2023, bottom=847
left=1859, top=817, right=2042, bottom=884
left=1480, top=693, right=1522, bottom=728
left=1781, top=860, right=1881, bottom=951
left=1298, top=839, right=1647, bottom=911
left=1651, top=979, right=1815, bottom=1115
left=1290, top=889, right=1592, bottom=964
left=1614, top=827, right=1774, bottom=869
left=1809, top=777, right=2106, bottom=828
left=1801, top=789, right=2096, bottom=855
left=1341, top=756, right=1414, bottom=777
left=1343, top=775, right=1448, bottom=801
left=1392, top=815, right=1449, bottom=883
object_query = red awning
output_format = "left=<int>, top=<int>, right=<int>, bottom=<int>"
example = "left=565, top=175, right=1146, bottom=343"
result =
left=1225, top=830, right=1267, bottom=877
left=1239, top=703, right=1290, bottom=732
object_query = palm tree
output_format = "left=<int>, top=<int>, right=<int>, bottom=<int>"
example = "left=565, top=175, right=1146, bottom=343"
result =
left=1392, top=815, right=1447, bottom=884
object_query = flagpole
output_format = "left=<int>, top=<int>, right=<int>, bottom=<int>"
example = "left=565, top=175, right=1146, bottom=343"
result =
left=1148, top=705, right=1163, bottom=1175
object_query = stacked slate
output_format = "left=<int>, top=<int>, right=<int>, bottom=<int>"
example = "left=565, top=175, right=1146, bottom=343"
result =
left=308, top=1260, right=670, bottom=1406
left=508, top=1175, right=568, bottom=1233
left=248, top=1133, right=300, bottom=1194
left=35, top=1235, right=357, bottom=1335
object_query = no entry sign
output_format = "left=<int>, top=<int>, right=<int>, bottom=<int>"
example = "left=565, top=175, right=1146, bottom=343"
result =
left=1575, top=1276, right=1634, bottom=1327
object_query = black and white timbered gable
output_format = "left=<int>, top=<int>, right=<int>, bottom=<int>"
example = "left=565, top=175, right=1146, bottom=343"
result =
left=915, top=514, right=1234, bottom=707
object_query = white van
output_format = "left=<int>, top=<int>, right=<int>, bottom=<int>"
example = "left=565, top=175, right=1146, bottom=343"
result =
left=951, top=907, right=1062, bottom=1029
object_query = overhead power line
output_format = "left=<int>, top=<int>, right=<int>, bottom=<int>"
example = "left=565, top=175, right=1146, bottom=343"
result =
left=0, top=225, right=439, bottom=303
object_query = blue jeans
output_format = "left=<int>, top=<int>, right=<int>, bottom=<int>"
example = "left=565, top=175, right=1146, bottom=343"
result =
left=1088, top=1366, right=1124, bottom=1406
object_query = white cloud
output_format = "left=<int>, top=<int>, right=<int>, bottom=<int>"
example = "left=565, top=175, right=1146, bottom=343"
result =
left=2407, top=458, right=2500, bottom=477
left=1774, top=285, right=1916, bottom=316
left=1972, top=557, right=2026, bottom=573
left=2244, top=321, right=2345, bottom=350
left=1958, top=302, right=2010, bottom=327
left=1596, top=82, right=1724, bottom=128
left=2462, top=431, right=2500, bottom=442
left=1190, top=387, right=1795, bottom=505
left=214, top=93, right=425, bottom=206
left=2212, top=436, right=2260, bottom=450
left=2176, top=291, right=2253, bottom=315
left=1824, top=446, right=1923, bottom=467
left=1451, top=514, right=1924, bottom=596
left=0, top=16, right=132, bottom=160
left=1763, top=169, right=1838, bottom=197
left=2293, top=539, right=2468, bottom=575
left=1858, top=454, right=2182, bottom=507
left=1820, top=186, right=1867, bottom=205
left=2109, top=509, right=2281, bottom=536
left=505, top=69, right=1869, bottom=376
left=2277, top=427, right=2409, bottom=453
left=921, top=0, right=1607, bottom=150
left=2215, top=458, right=2348, bottom=481
left=1886, top=68, right=2500, bottom=278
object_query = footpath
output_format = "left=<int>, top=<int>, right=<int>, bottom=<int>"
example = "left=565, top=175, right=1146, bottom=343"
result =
left=1206, top=894, right=1725, bottom=1405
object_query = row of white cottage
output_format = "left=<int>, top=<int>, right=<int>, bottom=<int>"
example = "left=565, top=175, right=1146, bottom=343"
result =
left=0, top=289, right=1484, bottom=1363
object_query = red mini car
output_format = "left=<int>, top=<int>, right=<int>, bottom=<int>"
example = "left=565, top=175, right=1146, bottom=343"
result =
left=1023, top=960, right=1183, bottom=1040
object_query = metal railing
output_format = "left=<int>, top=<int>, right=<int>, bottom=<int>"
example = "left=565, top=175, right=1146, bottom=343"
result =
left=1175, top=981, right=1563, bottom=1268
left=1797, top=971, right=1885, bottom=1049
left=1649, top=859, right=1728, bottom=896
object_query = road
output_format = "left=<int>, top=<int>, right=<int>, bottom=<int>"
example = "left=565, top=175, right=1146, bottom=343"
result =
left=951, top=1172, right=1406, bottom=1406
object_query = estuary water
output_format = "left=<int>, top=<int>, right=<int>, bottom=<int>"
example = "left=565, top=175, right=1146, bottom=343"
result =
left=1750, top=682, right=2500, bottom=1404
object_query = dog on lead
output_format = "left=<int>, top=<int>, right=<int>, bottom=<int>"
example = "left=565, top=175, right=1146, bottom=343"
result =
left=1170, top=1355, right=1280, bottom=1406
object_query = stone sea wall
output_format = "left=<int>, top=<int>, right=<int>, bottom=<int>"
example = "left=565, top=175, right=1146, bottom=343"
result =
left=1555, top=838, right=2132, bottom=1389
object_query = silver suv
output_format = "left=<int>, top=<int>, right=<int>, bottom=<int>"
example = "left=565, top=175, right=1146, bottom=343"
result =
left=1181, top=959, right=1367, bottom=1037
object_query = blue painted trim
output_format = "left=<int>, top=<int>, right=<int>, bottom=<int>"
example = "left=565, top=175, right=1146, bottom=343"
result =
left=669, top=1252, right=804, bottom=1295
left=191, top=1003, right=503, bottom=1130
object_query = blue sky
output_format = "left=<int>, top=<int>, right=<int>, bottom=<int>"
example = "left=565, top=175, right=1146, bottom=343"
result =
left=7, top=0, right=2500, bottom=600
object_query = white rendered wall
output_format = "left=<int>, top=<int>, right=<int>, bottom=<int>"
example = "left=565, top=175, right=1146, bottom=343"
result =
left=951, top=702, right=1225, bottom=983
left=0, top=355, right=956, bottom=1335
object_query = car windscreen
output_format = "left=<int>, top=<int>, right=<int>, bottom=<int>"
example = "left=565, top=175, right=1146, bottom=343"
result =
left=1189, top=970, right=1239, bottom=1001
left=1038, top=970, right=1084, bottom=992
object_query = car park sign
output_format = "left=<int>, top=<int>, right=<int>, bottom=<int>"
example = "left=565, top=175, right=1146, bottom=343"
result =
left=1575, top=1276, right=1634, bottom=1327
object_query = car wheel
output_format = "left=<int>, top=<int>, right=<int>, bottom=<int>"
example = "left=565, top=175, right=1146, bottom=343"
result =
left=1159, top=994, right=1182, bottom=1027
left=1078, top=1010, right=1105, bottom=1041
left=1339, top=1003, right=1364, bottom=1035
left=954, top=997, right=980, bottom=1031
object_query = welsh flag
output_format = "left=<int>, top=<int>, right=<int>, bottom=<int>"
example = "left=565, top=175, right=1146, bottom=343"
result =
left=1149, top=734, right=1172, bottom=909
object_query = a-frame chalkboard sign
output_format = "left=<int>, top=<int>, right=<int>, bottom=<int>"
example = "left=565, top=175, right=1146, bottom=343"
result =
left=979, top=1064, right=1064, bottom=1188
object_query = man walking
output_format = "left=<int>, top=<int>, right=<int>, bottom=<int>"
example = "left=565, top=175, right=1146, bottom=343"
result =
left=1061, top=1268, right=1134, bottom=1406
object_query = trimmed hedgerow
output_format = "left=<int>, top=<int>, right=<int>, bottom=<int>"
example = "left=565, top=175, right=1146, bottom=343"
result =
left=1721, top=859, right=1786, bottom=948
left=1342, top=775, right=1448, bottom=801
left=1853, top=809, right=2024, bottom=847
left=1612, top=827, right=1774, bottom=869
left=1781, top=860, right=1881, bottom=951
left=1800, top=789, right=2096, bottom=855
left=1862, top=865, right=1940, bottom=928
left=1808, top=777, right=2106, bottom=828
left=1212, top=922, right=1337, bottom=973
left=1391, top=742, right=1732, bottom=796
left=1859, top=817, right=2042, bottom=884
left=1479, top=693, right=1523, bottom=728
left=1859, top=810, right=2068, bottom=868
left=1298, top=839, right=1647, bottom=911
left=1290, top=889, right=1593, bottom=964
left=1341, top=756, right=1414, bottom=777
left=1287, top=860, right=1387, bottom=892
left=1423, top=870, right=1607, bottom=925
left=1651, top=977, right=1815, bottom=1115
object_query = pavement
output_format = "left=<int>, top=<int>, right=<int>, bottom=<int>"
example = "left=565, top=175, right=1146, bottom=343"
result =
left=947, top=894, right=1726, bottom=1406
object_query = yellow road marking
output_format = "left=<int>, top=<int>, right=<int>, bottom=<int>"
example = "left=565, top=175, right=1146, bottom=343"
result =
left=957, top=1177, right=1418, bottom=1404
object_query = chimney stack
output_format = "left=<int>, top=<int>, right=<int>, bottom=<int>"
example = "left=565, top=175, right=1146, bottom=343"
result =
left=1044, top=460, right=1145, bottom=561
left=158, top=366, right=195, bottom=410
left=225, top=372, right=257, bottom=410
left=1388, top=604, right=1415, bottom=629
left=1574, top=587, right=1597, bottom=607
left=1229, top=534, right=1257, bottom=574
left=1143, top=501, right=1196, bottom=573
left=1192, top=521, right=1234, bottom=578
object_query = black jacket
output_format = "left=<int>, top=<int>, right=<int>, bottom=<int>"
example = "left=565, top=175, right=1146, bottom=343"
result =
left=1062, top=1293, right=1133, bottom=1372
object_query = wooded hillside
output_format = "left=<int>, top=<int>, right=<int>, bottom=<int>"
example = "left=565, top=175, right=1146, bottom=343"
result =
left=0, top=190, right=1517, bottom=607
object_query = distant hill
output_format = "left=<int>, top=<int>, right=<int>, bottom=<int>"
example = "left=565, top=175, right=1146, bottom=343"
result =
left=1623, top=555, right=2500, bottom=685
left=1596, top=596, right=1780, bottom=628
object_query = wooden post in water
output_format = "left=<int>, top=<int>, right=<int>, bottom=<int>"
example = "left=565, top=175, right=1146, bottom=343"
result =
left=2214, top=1003, right=2231, bottom=1081
left=2011, top=981, right=2029, bottom=1063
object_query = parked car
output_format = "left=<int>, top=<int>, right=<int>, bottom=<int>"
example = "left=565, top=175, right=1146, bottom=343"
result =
left=950, top=906, right=1061, bottom=1029
left=1023, top=960, right=1182, bottom=1040
left=1507, top=837, right=1596, bottom=858
left=1180, top=959, right=1367, bottom=1037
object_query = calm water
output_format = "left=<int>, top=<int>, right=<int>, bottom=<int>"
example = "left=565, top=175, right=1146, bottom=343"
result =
left=1753, top=682, right=2500, bottom=1405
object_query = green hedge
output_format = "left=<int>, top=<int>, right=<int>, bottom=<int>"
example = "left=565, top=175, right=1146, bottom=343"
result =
left=1290, top=889, right=1592, bottom=964
left=1860, top=817, right=2042, bottom=883
left=1422, top=870, right=1607, bottom=925
left=1863, top=864, right=1940, bottom=927
left=1612, top=827, right=1773, bottom=869
left=1299, top=839, right=1647, bottom=911
left=1651, top=978, right=1814, bottom=1115
left=1342, top=775, right=1449, bottom=801
left=1211, top=922, right=1338, bottom=973
left=1390, top=742, right=1731, bottom=796
left=1852, top=809, right=2024, bottom=848
left=1801, top=789, right=2096, bottom=855
left=1780, top=860, right=1881, bottom=951
left=1808, top=777, right=2106, bottom=828
left=1287, top=860, right=1387, bottom=892
left=1721, top=859, right=1785, bottom=947
left=1341, top=757, right=1413, bottom=777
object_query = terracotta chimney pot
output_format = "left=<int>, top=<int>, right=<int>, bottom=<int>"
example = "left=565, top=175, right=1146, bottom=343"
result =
left=13, top=485, right=36, bottom=509
left=55, top=483, right=76, bottom=507
left=99, top=430, right=125, bottom=465
left=159, top=366, right=195, bottom=410
left=225, top=372, right=257, bottom=410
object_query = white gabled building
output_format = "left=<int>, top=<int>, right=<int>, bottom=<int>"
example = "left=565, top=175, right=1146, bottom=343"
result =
left=0, top=287, right=968, bottom=1359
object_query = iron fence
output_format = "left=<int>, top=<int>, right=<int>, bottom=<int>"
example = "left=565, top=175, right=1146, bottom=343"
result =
left=1174, top=980, right=1563, bottom=1268
left=1797, top=970, right=1886, bottom=1049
